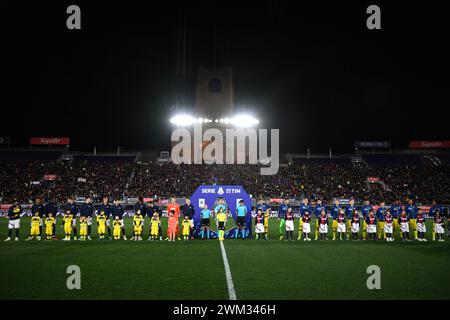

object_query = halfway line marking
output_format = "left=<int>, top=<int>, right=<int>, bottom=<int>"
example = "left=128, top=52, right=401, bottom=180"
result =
left=219, top=240, right=237, bottom=300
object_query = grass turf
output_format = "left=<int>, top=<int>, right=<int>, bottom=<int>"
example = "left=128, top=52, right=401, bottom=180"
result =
left=0, top=217, right=449, bottom=299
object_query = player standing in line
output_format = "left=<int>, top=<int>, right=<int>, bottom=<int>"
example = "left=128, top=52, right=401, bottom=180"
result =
left=182, top=198, right=195, bottom=240
left=376, top=202, right=387, bottom=240
left=314, top=199, right=324, bottom=240
left=235, top=200, right=248, bottom=240
left=278, top=198, right=288, bottom=240
left=200, top=204, right=211, bottom=240
left=330, top=199, right=340, bottom=241
left=146, top=201, right=162, bottom=240
left=132, top=210, right=144, bottom=241
left=361, top=200, right=372, bottom=240
left=167, top=210, right=177, bottom=242
left=182, top=214, right=191, bottom=241
left=263, top=207, right=270, bottom=240
left=345, top=199, right=356, bottom=240
left=44, top=198, right=58, bottom=239
left=285, top=207, right=294, bottom=241
left=5, top=202, right=21, bottom=241
left=97, top=209, right=107, bottom=240
left=62, top=210, right=74, bottom=241
left=65, top=197, right=78, bottom=240
left=254, top=209, right=265, bottom=240
left=44, top=213, right=55, bottom=241
left=113, top=216, right=122, bottom=240
left=79, top=197, right=94, bottom=240
left=390, top=200, right=402, bottom=240
left=98, top=196, right=113, bottom=239
left=399, top=210, right=410, bottom=241
left=149, top=212, right=160, bottom=241
left=335, top=209, right=346, bottom=240
left=365, top=210, right=377, bottom=240
left=351, top=209, right=360, bottom=240
left=302, top=210, right=312, bottom=241
left=406, top=199, right=419, bottom=240
left=29, top=211, right=41, bottom=240
left=26, top=197, right=45, bottom=241
left=134, top=196, right=147, bottom=238
left=428, top=200, right=444, bottom=241
left=112, top=199, right=126, bottom=240
left=383, top=209, right=394, bottom=242
left=434, top=210, right=445, bottom=242
left=317, top=209, right=329, bottom=240
left=79, top=216, right=88, bottom=241
left=297, top=198, right=310, bottom=240
left=416, top=209, right=427, bottom=242
left=167, top=198, right=181, bottom=240
left=216, top=207, right=227, bottom=241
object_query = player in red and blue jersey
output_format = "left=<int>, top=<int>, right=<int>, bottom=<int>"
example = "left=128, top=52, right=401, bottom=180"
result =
left=297, top=198, right=311, bottom=240
left=399, top=210, right=410, bottom=241
left=302, top=210, right=312, bottom=241
left=335, top=209, right=347, bottom=240
left=351, top=210, right=360, bottom=240
left=365, top=210, right=377, bottom=240
left=383, top=209, right=394, bottom=242
left=285, top=207, right=295, bottom=241
left=416, top=209, right=427, bottom=242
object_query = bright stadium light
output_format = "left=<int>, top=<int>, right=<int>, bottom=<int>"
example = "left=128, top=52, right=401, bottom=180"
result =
left=170, top=114, right=195, bottom=126
left=231, top=114, right=259, bottom=128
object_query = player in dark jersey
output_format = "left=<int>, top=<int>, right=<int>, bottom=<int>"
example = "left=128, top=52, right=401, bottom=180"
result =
left=284, top=207, right=294, bottom=241
left=65, top=196, right=78, bottom=240
left=335, top=209, right=346, bottom=240
left=26, top=197, right=45, bottom=241
left=416, top=209, right=427, bottom=242
left=5, top=202, right=22, bottom=241
left=434, top=211, right=445, bottom=242
left=351, top=210, right=360, bottom=240
left=98, top=196, right=112, bottom=239
left=301, top=210, right=312, bottom=241
left=365, top=210, right=377, bottom=240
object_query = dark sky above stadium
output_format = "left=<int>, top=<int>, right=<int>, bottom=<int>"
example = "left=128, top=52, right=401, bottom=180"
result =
left=3, top=1, right=450, bottom=153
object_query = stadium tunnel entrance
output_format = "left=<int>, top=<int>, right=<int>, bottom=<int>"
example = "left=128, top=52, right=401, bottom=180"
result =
left=190, top=185, right=252, bottom=238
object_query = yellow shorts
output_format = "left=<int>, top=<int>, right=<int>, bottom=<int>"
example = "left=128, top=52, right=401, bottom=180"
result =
left=332, top=220, right=338, bottom=232
left=363, top=221, right=367, bottom=231
left=113, top=227, right=121, bottom=237
left=182, top=228, right=190, bottom=236
left=31, top=226, right=40, bottom=236
left=98, top=225, right=106, bottom=234
left=393, top=218, right=399, bottom=230
left=378, top=221, right=385, bottom=231
left=45, top=227, right=53, bottom=236
left=410, top=219, right=417, bottom=230
left=298, top=220, right=303, bottom=230
left=64, top=224, right=72, bottom=234
left=347, top=220, right=352, bottom=230
left=151, top=227, right=159, bottom=236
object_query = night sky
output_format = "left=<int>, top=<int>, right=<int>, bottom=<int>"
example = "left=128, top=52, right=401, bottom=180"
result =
left=3, top=1, right=450, bottom=153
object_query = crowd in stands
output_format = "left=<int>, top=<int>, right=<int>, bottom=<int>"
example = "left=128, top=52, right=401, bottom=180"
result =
left=1, top=158, right=449, bottom=205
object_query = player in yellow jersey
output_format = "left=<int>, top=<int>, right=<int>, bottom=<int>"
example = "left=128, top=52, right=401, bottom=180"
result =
left=149, top=212, right=160, bottom=241
left=62, top=213, right=73, bottom=241
left=44, top=213, right=55, bottom=241
left=132, top=211, right=144, bottom=241
left=264, top=208, right=270, bottom=240
left=216, top=207, right=227, bottom=241
left=79, top=216, right=88, bottom=241
left=182, top=215, right=191, bottom=241
left=97, top=211, right=107, bottom=240
left=29, top=212, right=41, bottom=240
left=113, top=216, right=122, bottom=240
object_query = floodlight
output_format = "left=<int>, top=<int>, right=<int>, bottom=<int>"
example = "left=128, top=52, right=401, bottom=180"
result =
left=169, top=114, right=195, bottom=126
left=231, top=114, right=259, bottom=128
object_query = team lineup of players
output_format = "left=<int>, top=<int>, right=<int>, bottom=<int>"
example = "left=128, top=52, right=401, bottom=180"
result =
left=3, top=195, right=450, bottom=242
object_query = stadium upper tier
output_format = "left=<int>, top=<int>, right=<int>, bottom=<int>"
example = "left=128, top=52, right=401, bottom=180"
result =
left=0, top=149, right=449, bottom=205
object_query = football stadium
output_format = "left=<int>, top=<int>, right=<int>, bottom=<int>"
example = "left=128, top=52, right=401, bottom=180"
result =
left=2, top=0, right=450, bottom=306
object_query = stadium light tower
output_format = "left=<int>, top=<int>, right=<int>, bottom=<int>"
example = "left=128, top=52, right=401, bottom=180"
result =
left=231, top=114, right=259, bottom=128
left=169, top=114, right=195, bottom=126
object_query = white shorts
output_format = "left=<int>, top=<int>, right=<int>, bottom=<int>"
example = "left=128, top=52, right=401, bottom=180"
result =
left=302, top=222, right=311, bottom=233
left=337, top=222, right=346, bottom=233
left=87, top=216, right=92, bottom=226
left=8, top=219, right=20, bottom=229
left=384, top=223, right=393, bottom=234
left=319, top=223, right=328, bottom=234
left=417, top=222, right=426, bottom=233
left=400, top=222, right=409, bottom=233
left=435, top=223, right=444, bottom=234
left=190, top=219, right=194, bottom=228
left=119, top=219, right=124, bottom=227
left=72, top=218, right=77, bottom=226
left=106, top=219, right=111, bottom=227
left=367, top=224, right=376, bottom=233
left=351, top=223, right=360, bottom=233
left=285, top=220, right=294, bottom=231
left=255, top=223, right=265, bottom=234
left=39, top=219, right=43, bottom=227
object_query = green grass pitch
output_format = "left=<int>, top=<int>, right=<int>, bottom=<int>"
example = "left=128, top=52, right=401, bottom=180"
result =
left=0, top=217, right=449, bottom=300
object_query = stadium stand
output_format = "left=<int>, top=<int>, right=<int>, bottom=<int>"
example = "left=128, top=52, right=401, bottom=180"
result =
left=0, top=150, right=449, bottom=205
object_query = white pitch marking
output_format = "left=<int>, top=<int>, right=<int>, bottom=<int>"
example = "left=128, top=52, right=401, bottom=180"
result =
left=219, top=240, right=237, bottom=300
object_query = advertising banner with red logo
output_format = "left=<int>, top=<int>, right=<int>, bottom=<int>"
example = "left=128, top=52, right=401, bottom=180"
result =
left=409, top=140, right=450, bottom=149
left=30, top=137, right=70, bottom=145
left=44, top=174, right=58, bottom=181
